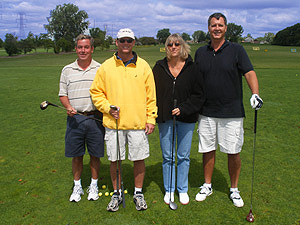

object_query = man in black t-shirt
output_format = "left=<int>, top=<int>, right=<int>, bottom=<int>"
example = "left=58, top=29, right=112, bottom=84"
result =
left=194, top=12, right=263, bottom=208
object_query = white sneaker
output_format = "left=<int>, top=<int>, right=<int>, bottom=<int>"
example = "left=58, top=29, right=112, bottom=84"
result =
left=179, top=193, right=189, bottom=205
left=69, top=185, right=84, bottom=202
left=230, top=190, right=244, bottom=207
left=87, top=185, right=99, bottom=201
left=164, top=192, right=174, bottom=204
left=195, top=184, right=213, bottom=201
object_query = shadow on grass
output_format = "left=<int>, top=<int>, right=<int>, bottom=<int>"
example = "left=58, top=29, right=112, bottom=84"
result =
left=189, top=157, right=229, bottom=195
left=142, top=157, right=228, bottom=195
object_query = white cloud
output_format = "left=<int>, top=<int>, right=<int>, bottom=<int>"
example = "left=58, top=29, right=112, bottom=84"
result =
left=0, top=0, right=299, bottom=39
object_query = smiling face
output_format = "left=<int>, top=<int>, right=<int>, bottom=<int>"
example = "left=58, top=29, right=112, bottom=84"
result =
left=208, top=17, right=227, bottom=41
left=75, top=39, right=94, bottom=62
left=116, top=38, right=135, bottom=55
left=167, top=41, right=181, bottom=58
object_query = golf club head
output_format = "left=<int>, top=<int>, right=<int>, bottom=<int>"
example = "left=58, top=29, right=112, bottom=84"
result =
left=246, top=209, right=254, bottom=222
left=169, top=201, right=178, bottom=210
left=40, top=101, right=49, bottom=110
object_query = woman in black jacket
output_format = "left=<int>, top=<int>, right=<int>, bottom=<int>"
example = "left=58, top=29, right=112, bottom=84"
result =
left=153, top=33, right=205, bottom=205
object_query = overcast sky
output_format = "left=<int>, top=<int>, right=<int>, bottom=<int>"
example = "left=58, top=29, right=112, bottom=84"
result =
left=0, top=0, right=299, bottom=40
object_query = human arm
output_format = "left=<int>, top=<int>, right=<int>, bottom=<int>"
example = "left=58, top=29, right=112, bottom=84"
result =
left=144, top=64, right=158, bottom=127
left=244, top=70, right=263, bottom=109
left=90, top=67, right=112, bottom=115
left=176, top=63, right=205, bottom=117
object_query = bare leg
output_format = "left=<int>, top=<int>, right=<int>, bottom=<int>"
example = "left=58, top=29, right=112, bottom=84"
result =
left=72, top=156, right=83, bottom=180
left=134, top=160, right=145, bottom=188
left=90, top=155, right=100, bottom=179
left=203, top=150, right=216, bottom=184
left=228, top=153, right=241, bottom=188
left=110, top=161, right=122, bottom=190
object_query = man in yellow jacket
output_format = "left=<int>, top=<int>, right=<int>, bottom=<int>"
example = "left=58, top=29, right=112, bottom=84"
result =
left=90, top=28, right=157, bottom=212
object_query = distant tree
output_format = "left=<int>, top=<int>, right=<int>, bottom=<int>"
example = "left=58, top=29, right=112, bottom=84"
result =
left=264, top=32, right=275, bottom=43
left=156, top=28, right=171, bottom=44
left=181, top=32, right=191, bottom=41
left=192, top=30, right=206, bottom=43
left=44, top=3, right=89, bottom=52
left=273, top=23, right=300, bottom=46
left=56, top=38, right=73, bottom=52
left=0, top=38, right=3, bottom=48
left=19, top=32, right=36, bottom=54
left=139, top=37, right=157, bottom=45
left=4, top=33, right=21, bottom=56
left=106, top=36, right=113, bottom=45
left=205, top=31, right=210, bottom=40
left=226, top=23, right=244, bottom=42
left=39, top=33, right=53, bottom=52
left=90, top=27, right=110, bottom=50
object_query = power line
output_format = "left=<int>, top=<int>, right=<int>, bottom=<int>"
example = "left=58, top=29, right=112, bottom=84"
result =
left=17, top=12, right=26, bottom=39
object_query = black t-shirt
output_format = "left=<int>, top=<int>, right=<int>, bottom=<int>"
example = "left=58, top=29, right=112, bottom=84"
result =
left=194, top=40, right=253, bottom=118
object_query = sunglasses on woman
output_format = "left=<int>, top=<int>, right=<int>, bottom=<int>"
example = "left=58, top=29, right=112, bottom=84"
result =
left=167, top=42, right=180, bottom=47
left=119, top=38, right=134, bottom=43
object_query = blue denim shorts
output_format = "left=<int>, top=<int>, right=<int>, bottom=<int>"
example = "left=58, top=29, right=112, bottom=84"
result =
left=65, top=113, right=105, bottom=158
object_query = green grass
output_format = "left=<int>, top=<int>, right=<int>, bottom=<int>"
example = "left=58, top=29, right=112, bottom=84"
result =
left=0, top=44, right=300, bottom=225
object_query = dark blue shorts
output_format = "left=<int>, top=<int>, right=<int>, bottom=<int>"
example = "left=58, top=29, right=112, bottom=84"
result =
left=65, top=112, right=105, bottom=158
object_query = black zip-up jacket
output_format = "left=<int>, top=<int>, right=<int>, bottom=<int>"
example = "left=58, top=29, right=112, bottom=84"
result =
left=153, top=55, right=205, bottom=123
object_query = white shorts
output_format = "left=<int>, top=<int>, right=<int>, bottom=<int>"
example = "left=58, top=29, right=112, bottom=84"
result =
left=104, top=128, right=150, bottom=162
left=197, top=115, right=244, bottom=154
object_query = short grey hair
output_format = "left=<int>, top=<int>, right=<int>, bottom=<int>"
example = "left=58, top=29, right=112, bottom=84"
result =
left=75, top=34, right=94, bottom=47
left=165, top=33, right=190, bottom=60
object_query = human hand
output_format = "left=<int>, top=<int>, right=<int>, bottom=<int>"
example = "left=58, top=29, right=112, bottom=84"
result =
left=172, top=107, right=180, bottom=116
left=110, top=105, right=120, bottom=119
left=67, top=107, right=77, bottom=117
left=145, top=123, right=155, bottom=135
left=250, top=94, right=263, bottom=110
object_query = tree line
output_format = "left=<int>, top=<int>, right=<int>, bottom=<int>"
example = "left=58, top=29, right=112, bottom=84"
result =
left=1, top=3, right=299, bottom=56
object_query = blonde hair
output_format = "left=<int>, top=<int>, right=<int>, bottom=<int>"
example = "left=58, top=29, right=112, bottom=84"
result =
left=165, top=33, right=190, bottom=60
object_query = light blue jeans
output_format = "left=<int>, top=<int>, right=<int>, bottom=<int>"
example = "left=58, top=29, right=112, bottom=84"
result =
left=158, top=120, right=195, bottom=193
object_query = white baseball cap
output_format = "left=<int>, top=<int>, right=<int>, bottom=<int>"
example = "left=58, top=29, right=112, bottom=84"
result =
left=117, top=28, right=135, bottom=39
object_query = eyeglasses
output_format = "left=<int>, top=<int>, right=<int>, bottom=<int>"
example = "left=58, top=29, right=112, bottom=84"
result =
left=167, top=42, right=180, bottom=47
left=119, top=38, right=134, bottom=43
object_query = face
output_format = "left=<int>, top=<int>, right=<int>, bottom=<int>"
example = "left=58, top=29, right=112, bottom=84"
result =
left=75, top=39, right=94, bottom=62
left=167, top=41, right=181, bottom=58
left=116, top=38, right=135, bottom=54
left=208, top=17, right=227, bottom=41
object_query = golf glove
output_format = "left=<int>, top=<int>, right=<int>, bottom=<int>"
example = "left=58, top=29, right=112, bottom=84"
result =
left=250, top=94, right=263, bottom=109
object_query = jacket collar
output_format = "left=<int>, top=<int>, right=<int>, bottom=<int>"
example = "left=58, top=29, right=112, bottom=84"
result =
left=114, top=51, right=138, bottom=65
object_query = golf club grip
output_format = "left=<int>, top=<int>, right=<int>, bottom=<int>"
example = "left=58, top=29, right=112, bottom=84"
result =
left=173, top=99, right=177, bottom=108
left=110, top=105, right=118, bottom=111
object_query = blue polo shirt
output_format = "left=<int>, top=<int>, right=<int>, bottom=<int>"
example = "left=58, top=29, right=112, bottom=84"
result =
left=194, top=40, right=253, bottom=118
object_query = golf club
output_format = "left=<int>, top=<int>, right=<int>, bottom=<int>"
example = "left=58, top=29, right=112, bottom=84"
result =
left=40, top=101, right=102, bottom=123
left=246, top=109, right=258, bottom=223
left=169, top=99, right=178, bottom=210
left=110, top=105, right=125, bottom=208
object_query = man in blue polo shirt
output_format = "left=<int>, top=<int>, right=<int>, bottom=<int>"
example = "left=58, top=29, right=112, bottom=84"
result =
left=194, top=12, right=263, bottom=207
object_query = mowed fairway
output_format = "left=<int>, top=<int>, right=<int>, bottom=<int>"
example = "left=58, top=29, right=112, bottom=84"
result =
left=0, top=43, right=299, bottom=224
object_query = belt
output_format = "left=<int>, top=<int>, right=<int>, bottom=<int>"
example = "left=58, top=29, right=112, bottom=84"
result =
left=78, top=111, right=97, bottom=116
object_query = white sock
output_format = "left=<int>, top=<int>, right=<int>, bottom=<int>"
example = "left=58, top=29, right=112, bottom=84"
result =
left=91, top=178, right=98, bottom=186
left=204, top=183, right=212, bottom=188
left=74, top=179, right=81, bottom=187
left=114, top=189, right=122, bottom=195
left=230, top=187, right=238, bottom=192
left=134, top=187, right=142, bottom=194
